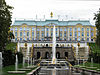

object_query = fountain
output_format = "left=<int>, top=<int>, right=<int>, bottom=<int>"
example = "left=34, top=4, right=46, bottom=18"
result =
left=15, top=54, right=18, bottom=71
left=23, top=57, right=25, bottom=68
left=8, top=54, right=25, bottom=74
left=39, top=25, right=74, bottom=75
left=0, top=52, right=2, bottom=75
left=52, top=25, right=56, bottom=64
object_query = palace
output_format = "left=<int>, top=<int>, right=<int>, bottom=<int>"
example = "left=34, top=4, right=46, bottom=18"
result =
left=10, top=14, right=96, bottom=63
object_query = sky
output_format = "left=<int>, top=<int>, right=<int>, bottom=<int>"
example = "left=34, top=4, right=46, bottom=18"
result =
left=5, top=0, right=100, bottom=25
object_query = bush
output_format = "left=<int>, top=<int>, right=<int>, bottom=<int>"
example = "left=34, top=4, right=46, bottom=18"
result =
left=2, top=50, right=23, bottom=67
left=2, top=50, right=15, bottom=67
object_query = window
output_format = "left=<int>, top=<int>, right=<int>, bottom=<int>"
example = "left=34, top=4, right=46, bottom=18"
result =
left=24, top=27, right=26, bottom=31
left=32, top=32, right=34, bottom=36
left=15, top=38, right=17, bottom=41
left=60, top=28, right=62, bottom=31
left=82, top=32, right=84, bottom=36
left=27, top=28, right=29, bottom=31
left=32, top=38, right=34, bottom=40
left=37, top=28, right=40, bottom=31
left=82, top=28, right=84, bottom=31
left=70, top=32, right=72, bottom=36
left=27, top=32, right=29, bottom=36
left=64, top=32, right=66, bottom=37
left=91, top=32, right=93, bottom=37
left=56, top=28, right=57, bottom=31
left=47, top=28, right=49, bottom=31
left=47, top=32, right=48, bottom=37
left=24, top=37, right=26, bottom=40
left=82, top=38, right=84, bottom=41
left=20, top=27, right=22, bottom=31
left=64, top=28, right=66, bottom=31
left=20, top=38, right=22, bottom=41
left=70, top=38, right=72, bottom=41
left=42, top=32, right=44, bottom=37
left=70, top=28, right=72, bottom=31
left=87, top=32, right=89, bottom=36
left=15, top=32, right=17, bottom=36
left=87, top=28, right=89, bottom=31
left=42, top=28, right=44, bottom=31
left=75, top=38, right=77, bottom=41
left=15, top=27, right=17, bottom=31
left=20, top=32, right=22, bottom=36
left=23, top=32, right=26, bottom=36
left=56, top=32, right=57, bottom=36
left=60, top=33, right=62, bottom=37
left=78, top=32, right=80, bottom=36
left=87, top=38, right=89, bottom=41
left=27, top=38, right=29, bottom=40
left=75, top=28, right=77, bottom=31
left=78, top=38, right=80, bottom=41
left=75, top=32, right=77, bottom=36
left=32, top=27, right=34, bottom=31
left=51, top=28, right=53, bottom=31
left=37, top=32, right=39, bottom=37
left=91, top=28, right=93, bottom=31
left=78, top=28, right=80, bottom=31
left=42, top=38, right=44, bottom=40
left=51, top=32, right=53, bottom=36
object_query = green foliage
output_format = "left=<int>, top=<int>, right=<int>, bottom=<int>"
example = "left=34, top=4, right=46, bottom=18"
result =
left=0, top=0, right=13, bottom=52
left=94, top=8, right=100, bottom=47
left=3, top=50, right=16, bottom=67
left=89, top=43, right=100, bottom=63
left=5, top=42, right=17, bottom=52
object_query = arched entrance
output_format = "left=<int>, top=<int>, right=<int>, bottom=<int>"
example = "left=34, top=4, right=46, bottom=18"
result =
left=65, top=52, right=68, bottom=58
left=56, top=52, right=60, bottom=59
left=56, top=44, right=59, bottom=47
left=45, top=52, right=49, bottom=59
left=37, top=52, right=41, bottom=59
left=46, top=44, right=48, bottom=47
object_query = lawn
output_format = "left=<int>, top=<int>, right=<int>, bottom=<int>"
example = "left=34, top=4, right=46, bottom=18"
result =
left=2, top=63, right=37, bottom=75
left=74, top=62, right=100, bottom=71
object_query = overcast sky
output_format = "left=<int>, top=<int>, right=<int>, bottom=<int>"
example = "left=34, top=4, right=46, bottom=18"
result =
left=5, top=0, right=100, bottom=25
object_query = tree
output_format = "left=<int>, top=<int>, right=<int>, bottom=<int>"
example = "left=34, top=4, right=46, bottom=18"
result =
left=0, top=0, right=13, bottom=52
left=94, top=8, right=100, bottom=47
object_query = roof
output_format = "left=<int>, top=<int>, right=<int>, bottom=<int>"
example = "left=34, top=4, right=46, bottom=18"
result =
left=12, top=19, right=93, bottom=26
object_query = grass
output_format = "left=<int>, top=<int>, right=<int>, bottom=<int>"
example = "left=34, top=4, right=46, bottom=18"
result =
left=74, top=62, right=100, bottom=71
left=2, top=63, right=38, bottom=75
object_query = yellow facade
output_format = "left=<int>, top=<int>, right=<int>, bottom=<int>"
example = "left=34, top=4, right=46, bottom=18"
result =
left=10, top=19, right=96, bottom=42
